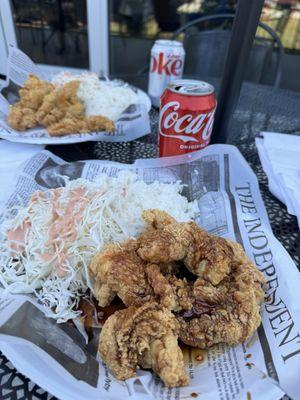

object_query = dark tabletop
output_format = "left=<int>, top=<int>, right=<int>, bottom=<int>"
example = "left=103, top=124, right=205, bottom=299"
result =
left=1, top=76, right=299, bottom=400
left=47, top=75, right=300, bottom=266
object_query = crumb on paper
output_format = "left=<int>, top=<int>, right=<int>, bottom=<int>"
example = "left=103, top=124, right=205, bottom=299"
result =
left=195, top=354, right=204, bottom=362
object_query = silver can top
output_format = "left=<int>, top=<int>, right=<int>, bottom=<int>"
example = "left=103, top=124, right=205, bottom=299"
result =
left=154, top=39, right=183, bottom=48
left=169, top=79, right=215, bottom=96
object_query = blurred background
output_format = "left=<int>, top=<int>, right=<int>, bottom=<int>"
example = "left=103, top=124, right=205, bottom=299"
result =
left=0, top=0, right=299, bottom=91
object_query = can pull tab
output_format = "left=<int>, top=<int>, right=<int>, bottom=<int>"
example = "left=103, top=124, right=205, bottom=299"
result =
left=177, top=84, right=201, bottom=93
left=171, top=80, right=214, bottom=95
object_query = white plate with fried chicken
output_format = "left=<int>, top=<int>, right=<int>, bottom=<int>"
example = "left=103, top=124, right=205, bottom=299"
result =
left=0, top=72, right=151, bottom=144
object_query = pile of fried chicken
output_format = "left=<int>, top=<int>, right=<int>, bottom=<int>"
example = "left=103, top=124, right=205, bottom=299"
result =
left=89, top=209, right=265, bottom=388
left=7, top=75, right=115, bottom=136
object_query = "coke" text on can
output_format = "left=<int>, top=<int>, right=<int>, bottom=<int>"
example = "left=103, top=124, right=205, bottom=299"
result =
left=148, top=40, right=185, bottom=107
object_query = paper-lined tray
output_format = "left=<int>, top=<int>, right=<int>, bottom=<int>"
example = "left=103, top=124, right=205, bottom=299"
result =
left=0, top=48, right=151, bottom=144
left=0, top=144, right=299, bottom=400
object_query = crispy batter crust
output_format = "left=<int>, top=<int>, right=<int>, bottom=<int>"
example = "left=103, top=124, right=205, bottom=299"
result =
left=7, top=74, right=115, bottom=136
left=8, top=75, right=54, bottom=131
left=178, top=261, right=265, bottom=347
left=99, top=302, right=189, bottom=387
left=138, top=210, right=235, bottom=285
left=89, top=240, right=153, bottom=308
left=91, top=209, right=265, bottom=385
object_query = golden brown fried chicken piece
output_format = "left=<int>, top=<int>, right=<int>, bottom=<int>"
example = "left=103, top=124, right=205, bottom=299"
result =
left=137, top=210, right=265, bottom=347
left=86, top=115, right=115, bottom=133
left=137, top=210, right=193, bottom=265
left=89, top=241, right=191, bottom=311
left=228, top=239, right=266, bottom=304
left=18, top=75, right=55, bottom=109
left=145, top=264, right=192, bottom=311
left=36, top=80, right=84, bottom=126
left=99, top=302, right=189, bottom=387
left=91, top=209, right=265, bottom=351
left=184, top=225, right=234, bottom=285
left=7, top=75, right=54, bottom=130
left=7, top=75, right=115, bottom=136
left=145, top=264, right=176, bottom=310
left=168, top=275, right=193, bottom=311
left=89, top=240, right=153, bottom=308
left=44, top=104, right=114, bottom=135
left=138, top=209, right=234, bottom=285
left=178, top=260, right=265, bottom=348
left=142, top=208, right=177, bottom=229
left=7, top=105, right=37, bottom=132
left=46, top=115, right=115, bottom=136
left=37, top=81, right=115, bottom=136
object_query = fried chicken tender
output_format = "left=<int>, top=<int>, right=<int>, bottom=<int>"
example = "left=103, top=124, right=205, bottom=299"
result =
left=138, top=210, right=265, bottom=347
left=99, top=302, right=189, bottom=387
left=137, top=210, right=193, bottom=265
left=138, top=209, right=234, bottom=285
left=37, top=80, right=114, bottom=135
left=18, top=75, right=55, bottom=108
left=89, top=240, right=153, bottom=308
left=46, top=115, right=114, bottom=136
left=91, top=209, right=265, bottom=353
left=167, top=275, right=193, bottom=311
left=145, top=264, right=192, bottom=311
left=89, top=241, right=191, bottom=311
left=7, top=75, right=54, bottom=130
left=36, top=80, right=84, bottom=126
left=229, top=239, right=266, bottom=304
left=7, top=75, right=115, bottom=136
left=178, top=260, right=265, bottom=348
left=8, top=105, right=37, bottom=131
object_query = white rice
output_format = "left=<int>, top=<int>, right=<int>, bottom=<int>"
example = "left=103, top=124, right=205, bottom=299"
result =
left=52, top=72, right=138, bottom=121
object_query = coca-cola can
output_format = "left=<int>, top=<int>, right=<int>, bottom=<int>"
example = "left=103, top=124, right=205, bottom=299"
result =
left=148, top=40, right=185, bottom=107
left=158, top=79, right=217, bottom=157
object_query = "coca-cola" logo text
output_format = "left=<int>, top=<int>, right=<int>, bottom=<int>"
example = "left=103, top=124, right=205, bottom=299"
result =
left=151, top=53, right=183, bottom=76
left=159, top=101, right=216, bottom=143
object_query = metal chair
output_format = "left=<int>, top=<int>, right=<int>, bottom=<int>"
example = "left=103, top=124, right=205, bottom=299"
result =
left=139, top=13, right=283, bottom=87
left=171, top=13, right=284, bottom=87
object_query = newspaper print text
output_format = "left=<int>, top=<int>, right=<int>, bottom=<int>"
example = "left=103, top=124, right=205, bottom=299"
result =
left=235, top=183, right=300, bottom=364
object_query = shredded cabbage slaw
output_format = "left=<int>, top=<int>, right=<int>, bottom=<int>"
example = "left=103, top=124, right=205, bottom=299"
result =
left=0, top=171, right=197, bottom=322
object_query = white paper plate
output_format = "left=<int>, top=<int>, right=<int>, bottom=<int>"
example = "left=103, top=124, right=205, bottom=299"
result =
left=0, top=87, right=151, bottom=145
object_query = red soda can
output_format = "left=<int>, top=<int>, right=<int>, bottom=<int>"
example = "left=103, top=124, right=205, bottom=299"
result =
left=158, top=79, right=217, bottom=157
left=148, top=40, right=185, bottom=107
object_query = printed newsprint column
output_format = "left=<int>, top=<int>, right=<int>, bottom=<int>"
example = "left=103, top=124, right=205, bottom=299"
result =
left=0, top=145, right=299, bottom=400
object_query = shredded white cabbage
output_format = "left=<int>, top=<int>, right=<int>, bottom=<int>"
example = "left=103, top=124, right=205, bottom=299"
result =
left=0, top=171, right=197, bottom=322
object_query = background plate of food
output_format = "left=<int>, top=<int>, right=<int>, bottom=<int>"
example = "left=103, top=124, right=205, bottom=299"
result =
left=0, top=49, right=151, bottom=144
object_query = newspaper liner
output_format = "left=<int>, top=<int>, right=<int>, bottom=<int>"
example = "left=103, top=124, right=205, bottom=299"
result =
left=0, top=144, right=299, bottom=400
left=0, top=47, right=151, bottom=144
